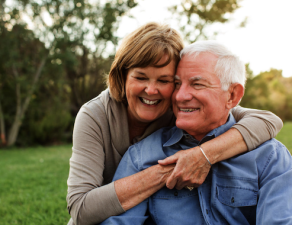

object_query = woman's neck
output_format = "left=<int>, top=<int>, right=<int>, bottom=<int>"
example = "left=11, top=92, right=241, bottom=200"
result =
left=127, top=109, right=150, bottom=143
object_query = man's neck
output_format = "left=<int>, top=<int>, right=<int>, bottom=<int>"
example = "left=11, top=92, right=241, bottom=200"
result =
left=185, top=113, right=230, bottom=141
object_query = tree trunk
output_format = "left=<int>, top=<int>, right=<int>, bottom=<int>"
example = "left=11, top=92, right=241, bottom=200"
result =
left=7, top=55, right=47, bottom=146
left=0, top=99, right=6, bottom=146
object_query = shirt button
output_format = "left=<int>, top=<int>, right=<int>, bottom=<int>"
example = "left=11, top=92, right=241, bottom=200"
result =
left=231, top=197, right=235, bottom=203
left=174, top=191, right=178, bottom=196
left=206, top=209, right=209, bottom=214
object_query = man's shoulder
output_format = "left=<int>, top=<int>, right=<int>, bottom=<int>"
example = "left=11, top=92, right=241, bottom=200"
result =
left=254, top=138, right=290, bottom=157
left=221, top=138, right=291, bottom=175
left=234, top=138, right=289, bottom=158
left=213, top=139, right=292, bottom=189
left=258, top=138, right=292, bottom=164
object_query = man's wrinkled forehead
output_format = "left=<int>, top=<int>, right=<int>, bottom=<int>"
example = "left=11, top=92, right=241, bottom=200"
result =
left=176, top=53, right=218, bottom=78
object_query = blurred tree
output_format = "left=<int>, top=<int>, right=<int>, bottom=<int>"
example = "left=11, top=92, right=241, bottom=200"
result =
left=169, top=0, right=243, bottom=42
left=241, top=67, right=292, bottom=121
left=0, top=23, right=49, bottom=146
left=0, top=0, right=138, bottom=147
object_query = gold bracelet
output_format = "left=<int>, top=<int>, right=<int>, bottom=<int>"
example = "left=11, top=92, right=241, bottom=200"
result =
left=199, top=145, right=212, bottom=166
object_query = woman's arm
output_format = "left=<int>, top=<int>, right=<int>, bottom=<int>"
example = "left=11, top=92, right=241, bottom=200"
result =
left=231, top=106, right=283, bottom=150
left=67, top=106, right=174, bottom=225
left=67, top=106, right=121, bottom=225
left=159, top=107, right=283, bottom=190
left=115, top=164, right=174, bottom=211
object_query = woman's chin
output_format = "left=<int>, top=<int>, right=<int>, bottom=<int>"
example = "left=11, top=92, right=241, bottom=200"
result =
left=138, top=114, right=161, bottom=123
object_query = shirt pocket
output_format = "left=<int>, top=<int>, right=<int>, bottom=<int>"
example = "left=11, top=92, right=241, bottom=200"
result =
left=216, top=184, right=258, bottom=207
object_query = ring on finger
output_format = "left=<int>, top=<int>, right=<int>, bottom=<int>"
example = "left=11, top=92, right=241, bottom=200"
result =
left=185, top=186, right=194, bottom=191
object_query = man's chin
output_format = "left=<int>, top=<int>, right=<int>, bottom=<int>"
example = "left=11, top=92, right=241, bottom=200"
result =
left=176, top=121, right=193, bottom=131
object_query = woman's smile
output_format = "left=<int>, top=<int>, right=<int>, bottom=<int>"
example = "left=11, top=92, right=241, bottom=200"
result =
left=125, top=56, right=176, bottom=124
left=140, top=97, right=161, bottom=106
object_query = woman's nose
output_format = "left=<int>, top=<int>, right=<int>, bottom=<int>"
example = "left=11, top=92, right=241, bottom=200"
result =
left=145, top=82, right=158, bottom=95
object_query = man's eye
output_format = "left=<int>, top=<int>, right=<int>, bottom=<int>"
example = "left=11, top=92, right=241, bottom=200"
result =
left=193, top=83, right=205, bottom=89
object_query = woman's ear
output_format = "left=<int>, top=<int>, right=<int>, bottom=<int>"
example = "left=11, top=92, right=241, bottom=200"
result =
left=226, top=83, right=245, bottom=109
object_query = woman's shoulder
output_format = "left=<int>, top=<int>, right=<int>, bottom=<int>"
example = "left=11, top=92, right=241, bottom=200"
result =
left=77, top=88, right=128, bottom=132
left=75, top=89, right=111, bottom=127
left=82, top=89, right=110, bottom=110
left=79, top=89, right=123, bottom=117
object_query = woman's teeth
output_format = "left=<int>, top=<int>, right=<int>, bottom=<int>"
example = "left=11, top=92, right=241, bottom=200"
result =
left=141, top=98, right=159, bottom=105
left=180, top=108, right=198, bottom=112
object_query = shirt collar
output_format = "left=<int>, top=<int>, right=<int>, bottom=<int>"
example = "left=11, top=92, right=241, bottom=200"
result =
left=163, top=128, right=184, bottom=147
left=163, top=113, right=236, bottom=147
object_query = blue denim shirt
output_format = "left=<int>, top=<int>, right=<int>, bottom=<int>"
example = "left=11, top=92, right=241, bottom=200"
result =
left=100, top=114, right=292, bottom=225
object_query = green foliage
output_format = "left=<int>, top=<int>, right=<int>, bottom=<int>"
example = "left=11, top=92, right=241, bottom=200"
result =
left=169, top=0, right=242, bottom=42
left=241, top=67, right=292, bottom=121
left=0, top=0, right=137, bottom=146
left=276, top=122, right=292, bottom=152
left=0, top=145, right=72, bottom=224
left=0, top=23, right=73, bottom=146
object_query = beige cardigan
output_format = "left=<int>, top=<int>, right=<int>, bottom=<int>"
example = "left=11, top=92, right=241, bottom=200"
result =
left=67, top=89, right=282, bottom=225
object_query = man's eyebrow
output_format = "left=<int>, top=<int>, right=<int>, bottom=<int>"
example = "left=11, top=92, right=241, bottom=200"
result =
left=189, top=76, right=207, bottom=82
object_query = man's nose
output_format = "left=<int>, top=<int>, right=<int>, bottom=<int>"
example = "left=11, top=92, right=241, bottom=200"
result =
left=175, top=85, right=193, bottom=102
left=145, top=82, right=158, bottom=95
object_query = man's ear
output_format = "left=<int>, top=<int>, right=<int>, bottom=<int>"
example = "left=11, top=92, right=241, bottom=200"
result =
left=226, top=83, right=244, bottom=109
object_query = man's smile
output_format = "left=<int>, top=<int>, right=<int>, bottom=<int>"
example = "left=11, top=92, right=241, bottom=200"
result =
left=179, top=108, right=199, bottom=112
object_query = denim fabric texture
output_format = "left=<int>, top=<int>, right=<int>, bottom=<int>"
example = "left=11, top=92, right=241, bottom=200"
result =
left=100, top=114, right=292, bottom=225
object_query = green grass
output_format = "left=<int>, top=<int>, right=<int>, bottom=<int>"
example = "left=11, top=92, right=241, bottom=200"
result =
left=0, top=123, right=291, bottom=225
left=0, top=145, right=72, bottom=225
left=276, top=122, right=292, bottom=154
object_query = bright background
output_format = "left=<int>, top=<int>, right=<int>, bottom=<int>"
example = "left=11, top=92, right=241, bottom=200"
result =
left=118, top=0, right=292, bottom=77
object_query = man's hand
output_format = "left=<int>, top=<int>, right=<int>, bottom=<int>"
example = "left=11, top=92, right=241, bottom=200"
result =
left=158, top=147, right=211, bottom=190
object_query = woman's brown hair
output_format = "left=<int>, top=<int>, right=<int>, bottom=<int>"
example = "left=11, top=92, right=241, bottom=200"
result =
left=107, top=22, right=184, bottom=102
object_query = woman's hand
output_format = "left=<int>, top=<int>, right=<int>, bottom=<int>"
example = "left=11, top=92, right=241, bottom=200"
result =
left=158, top=146, right=211, bottom=190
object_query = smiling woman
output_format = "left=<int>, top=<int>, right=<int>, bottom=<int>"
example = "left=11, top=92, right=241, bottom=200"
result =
left=125, top=57, right=175, bottom=137
left=66, top=22, right=283, bottom=225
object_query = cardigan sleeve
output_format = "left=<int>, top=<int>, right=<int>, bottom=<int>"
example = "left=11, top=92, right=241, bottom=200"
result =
left=231, top=106, right=283, bottom=151
left=66, top=105, right=124, bottom=225
left=100, top=145, right=149, bottom=225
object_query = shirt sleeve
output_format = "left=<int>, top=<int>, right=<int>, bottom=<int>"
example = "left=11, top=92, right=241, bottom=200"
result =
left=100, top=146, right=149, bottom=225
left=66, top=106, right=124, bottom=225
left=256, top=141, right=292, bottom=224
left=231, top=106, right=283, bottom=151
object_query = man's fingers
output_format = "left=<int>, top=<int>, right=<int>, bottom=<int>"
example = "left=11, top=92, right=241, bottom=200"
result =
left=165, top=172, right=178, bottom=189
left=175, top=181, right=186, bottom=190
left=158, top=155, right=178, bottom=165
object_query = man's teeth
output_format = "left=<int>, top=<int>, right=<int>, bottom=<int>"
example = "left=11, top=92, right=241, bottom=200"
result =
left=180, top=108, right=198, bottom=112
left=141, top=98, right=159, bottom=105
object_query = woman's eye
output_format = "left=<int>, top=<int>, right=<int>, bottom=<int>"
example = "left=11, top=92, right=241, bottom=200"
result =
left=136, top=77, right=147, bottom=80
left=159, top=80, right=170, bottom=84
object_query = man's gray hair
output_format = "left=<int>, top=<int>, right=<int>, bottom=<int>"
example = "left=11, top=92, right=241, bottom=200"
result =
left=180, top=40, right=246, bottom=91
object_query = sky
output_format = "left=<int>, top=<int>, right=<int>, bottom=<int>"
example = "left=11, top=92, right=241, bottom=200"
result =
left=117, top=0, right=292, bottom=78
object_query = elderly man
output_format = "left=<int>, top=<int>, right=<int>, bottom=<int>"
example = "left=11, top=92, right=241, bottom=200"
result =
left=100, top=41, right=292, bottom=225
